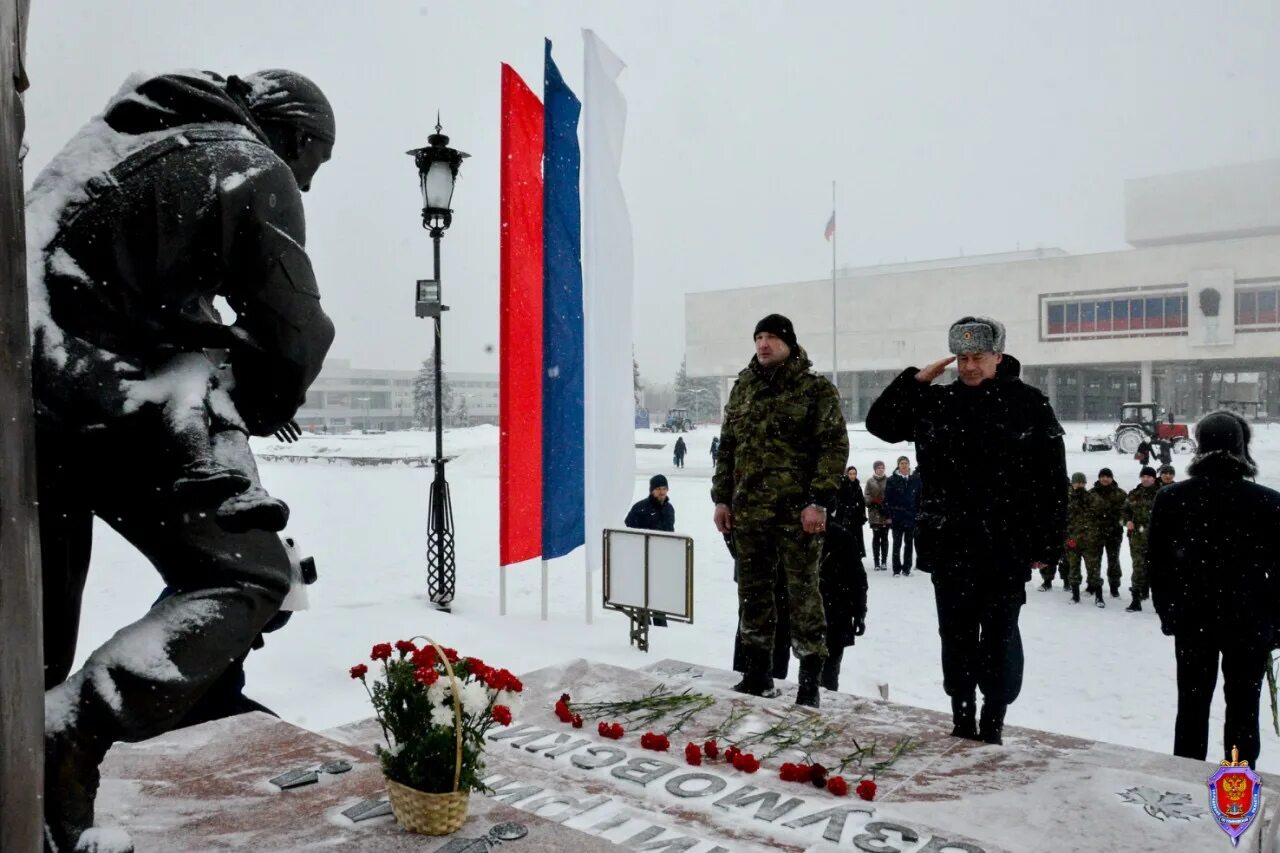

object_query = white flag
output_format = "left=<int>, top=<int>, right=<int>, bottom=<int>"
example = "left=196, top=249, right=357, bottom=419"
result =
left=582, top=29, right=636, bottom=623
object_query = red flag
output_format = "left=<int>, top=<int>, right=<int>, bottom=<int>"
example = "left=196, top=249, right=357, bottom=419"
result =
left=499, top=64, right=544, bottom=566
left=824, top=211, right=835, bottom=241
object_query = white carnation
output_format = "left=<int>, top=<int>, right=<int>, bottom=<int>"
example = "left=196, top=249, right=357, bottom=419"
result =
left=460, top=681, right=491, bottom=716
left=426, top=682, right=447, bottom=707
left=430, top=704, right=456, bottom=728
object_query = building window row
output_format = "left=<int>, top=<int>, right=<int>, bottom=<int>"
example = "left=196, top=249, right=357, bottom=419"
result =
left=1045, top=294, right=1188, bottom=338
left=1236, top=284, right=1280, bottom=327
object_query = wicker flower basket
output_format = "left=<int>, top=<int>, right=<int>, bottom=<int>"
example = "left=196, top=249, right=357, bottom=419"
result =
left=385, top=636, right=470, bottom=835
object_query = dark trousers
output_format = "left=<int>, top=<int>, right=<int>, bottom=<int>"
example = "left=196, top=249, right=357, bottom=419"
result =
left=871, top=526, right=889, bottom=567
left=1101, top=534, right=1123, bottom=588
left=933, top=575, right=1025, bottom=705
left=891, top=526, right=914, bottom=571
left=1173, top=636, right=1268, bottom=768
left=39, top=424, right=291, bottom=747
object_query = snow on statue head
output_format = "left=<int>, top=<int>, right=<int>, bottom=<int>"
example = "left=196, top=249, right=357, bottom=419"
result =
left=233, top=69, right=335, bottom=145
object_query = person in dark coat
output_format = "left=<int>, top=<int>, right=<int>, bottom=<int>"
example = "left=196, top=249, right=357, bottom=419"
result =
left=866, top=316, right=1067, bottom=745
left=1134, top=439, right=1153, bottom=467
left=710, top=436, right=720, bottom=465
left=625, top=474, right=676, bottom=532
left=673, top=436, right=688, bottom=468
left=884, top=456, right=921, bottom=575
left=626, top=474, right=675, bottom=627
left=1147, top=411, right=1280, bottom=769
left=33, top=69, right=336, bottom=851
left=817, top=514, right=869, bottom=690
left=834, top=465, right=868, bottom=561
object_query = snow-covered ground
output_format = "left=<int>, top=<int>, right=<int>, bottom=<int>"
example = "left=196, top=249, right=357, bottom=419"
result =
left=72, top=420, right=1280, bottom=772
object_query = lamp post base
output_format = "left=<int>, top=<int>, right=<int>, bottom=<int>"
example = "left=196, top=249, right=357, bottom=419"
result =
left=427, top=460, right=456, bottom=611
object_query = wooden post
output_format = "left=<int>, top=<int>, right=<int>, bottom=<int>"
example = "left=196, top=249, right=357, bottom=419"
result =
left=0, top=2, right=43, bottom=851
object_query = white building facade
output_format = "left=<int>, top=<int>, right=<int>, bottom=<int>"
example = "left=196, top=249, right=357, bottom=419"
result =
left=295, top=359, right=499, bottom=432
left=686, top=161, right=1280, bottom=423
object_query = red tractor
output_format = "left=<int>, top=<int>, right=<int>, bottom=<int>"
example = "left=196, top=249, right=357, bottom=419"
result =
left=1113, top=402, right=1196, bottom=456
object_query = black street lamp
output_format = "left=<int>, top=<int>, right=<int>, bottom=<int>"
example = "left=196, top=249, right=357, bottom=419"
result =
left=408, top=117, right=469, bottom=611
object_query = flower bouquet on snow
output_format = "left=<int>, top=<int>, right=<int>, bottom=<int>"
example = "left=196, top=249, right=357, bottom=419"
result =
left=350, top=637, right=522, bottom=835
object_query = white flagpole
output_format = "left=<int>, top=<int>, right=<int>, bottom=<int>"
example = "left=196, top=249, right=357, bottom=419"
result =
left=831, top=180, right=838, bottom=390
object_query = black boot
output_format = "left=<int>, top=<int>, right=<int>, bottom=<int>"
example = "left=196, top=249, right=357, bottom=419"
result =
left=1095, top=587, right=1105, bottom=608
left=1109, top=582, right=1120, bottom=599
left=819, top=647, right=843, bottom=692
left=950, top=694, right=978, bottom=740
left=1125, top=596, right=1142, bottom=613
left=732, top=649, right=779, bottom=698
left=795, top=655, right=824, bottom=708
left=979, top=701, right=1007, bottom=745
left=1037, top=580, right=1052, bottom=592
left=1071, top=586, right=1080, bottom=604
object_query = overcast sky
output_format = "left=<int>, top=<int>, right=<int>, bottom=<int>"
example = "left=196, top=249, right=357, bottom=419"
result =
left=22, top=1, right=1280, bottom=384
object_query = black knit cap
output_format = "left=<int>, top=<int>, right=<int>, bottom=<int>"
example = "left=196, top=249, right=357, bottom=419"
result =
left=650, top=474, right=668, bottom=491
left=753, top=314, right=798, bottom=350
left=1140, top=466, right=1157, bottom=479
left=1098, top=467, right=1114, bottom=479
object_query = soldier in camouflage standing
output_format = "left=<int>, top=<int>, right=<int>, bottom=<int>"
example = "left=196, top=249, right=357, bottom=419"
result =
left=1050, top=472, right=1102, bottom=604
left=713, top=314, right=849, bottom=709
left=1121, top=466, right=1161, bottom=612
left=1089, top=467, right=1127, bottom=606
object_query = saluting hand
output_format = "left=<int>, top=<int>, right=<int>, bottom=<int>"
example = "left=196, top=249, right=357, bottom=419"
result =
left=915, top=356, right=956, bottom=384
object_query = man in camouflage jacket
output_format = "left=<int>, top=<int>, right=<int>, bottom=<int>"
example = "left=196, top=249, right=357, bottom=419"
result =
left=1121, top=466, right=1161, bottom=611
left=1089, top=468, right=1127, bottom=602
left=713, top=314, right=849, bottom=708
left=1050, top=472, right=1102, bottom=601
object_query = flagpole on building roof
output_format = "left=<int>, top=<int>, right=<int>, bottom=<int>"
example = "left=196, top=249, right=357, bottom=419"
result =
left=831, top=181, right=838, bottom=395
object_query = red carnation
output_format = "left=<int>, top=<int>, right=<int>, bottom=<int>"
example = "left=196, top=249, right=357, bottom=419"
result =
left=554, top=698, right=574, bottom=723
left=779, top=763, right=798, bottom=782
left=597, top=721, right=610, bottom=737
left=732, top=752, right=760, bottom=773
left=411, top=647, right=438, bottom=668
left=560, top=693, right=572, bottom=703
left=500, top=671, right=524, bottom=693
left=703, top=739, right=719, bottom=760
left=827, top=776, right=849, bottom=797
left=855, top=779, right=877, bottom=801
left=809, top=763, right=829, bottom=788
left=414, top=666, right=439, bottom=686
left=640, top=732, right=670, bottom=751
left=724, top=745, right=741, bottom=764
left=684, top=743, right=702, bottom=766
left=607, top=723, right=624, bottom=739
left=370, top=643, right=393, bottom=661
left=394, top=640, right=416, bottom=655
left=572, top=714, right=584, bottom=728
left=349, top=663, right=368, bottom=679
left=492, top=705, right=513, bottom=726
left=442, top=647, right=460, bottom=663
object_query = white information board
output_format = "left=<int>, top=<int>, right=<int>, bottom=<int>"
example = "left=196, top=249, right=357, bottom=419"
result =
left=602, top=529, right=694, bottom=622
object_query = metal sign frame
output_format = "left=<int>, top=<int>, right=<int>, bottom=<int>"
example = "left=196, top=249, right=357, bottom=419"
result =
left=601, top=528, right=694, bottom=652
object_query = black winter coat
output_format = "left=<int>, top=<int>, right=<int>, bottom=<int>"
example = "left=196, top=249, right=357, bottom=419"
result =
left=1147, top=454, right=1280, bottom=647
left=625, top=497, right=675, bottom=532
left=865, top=355, right=1068, bottom=580
left=883, top=471, right=922, bottom=529
left=31, top=72, right=335, bottom=435
left=820, top=519, right=869, bottom=648
left=833, top=478, right=868, bottom=559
